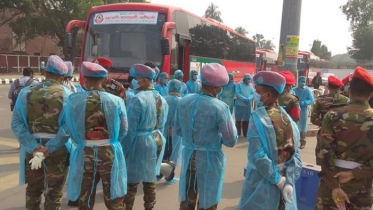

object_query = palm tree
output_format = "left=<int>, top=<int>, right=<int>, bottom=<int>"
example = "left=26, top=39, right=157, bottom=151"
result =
left=204, top=3, right=223, bottom=23
left=234, top=26, right=248, bottom=36
left=261, top=40, right=276, bottom=50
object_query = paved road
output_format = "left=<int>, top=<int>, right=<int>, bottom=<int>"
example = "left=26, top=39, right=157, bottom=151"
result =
left=0, top=84, right=317, bottom=210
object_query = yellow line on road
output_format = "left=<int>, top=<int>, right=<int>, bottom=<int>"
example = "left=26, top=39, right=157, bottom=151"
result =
left=0, top=138, right=19, bottom=148
left=0, top=172, right=19, bottom=192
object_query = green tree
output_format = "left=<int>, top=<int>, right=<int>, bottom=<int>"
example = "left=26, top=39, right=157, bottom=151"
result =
left=252, top=33, right=275, bottom=50
left=105, top=0, right=149, bottom=3
left=342, top=0, right=373, bottom=60
left=0, top=0, right=149, bottom=59
left=311, top=39, right=331, bottom=60
left=252, top=33, right=264, bottom=45
left=203, top=3, right=223, bottom=23
left=261, top=40, right=275, bottom=51
left=234, top=26, right=248, bottom=36
left=310, top=40, right=321, bottom=56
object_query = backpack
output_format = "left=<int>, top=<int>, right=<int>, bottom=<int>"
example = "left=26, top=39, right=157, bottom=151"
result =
left=10, top=78, right=33, bottom=111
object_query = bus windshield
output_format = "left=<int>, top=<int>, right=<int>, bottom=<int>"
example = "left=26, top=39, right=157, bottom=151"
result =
left=83, top=11, right=167, bottom=72
left=297, top=54, right=307, bottom=76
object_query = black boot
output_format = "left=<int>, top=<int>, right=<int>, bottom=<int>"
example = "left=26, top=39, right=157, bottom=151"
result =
left=68, top=200, right=79, bottom=207
left=300, top=132, right=306, bottom=149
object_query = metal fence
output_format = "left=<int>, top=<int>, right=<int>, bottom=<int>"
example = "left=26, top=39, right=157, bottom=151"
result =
left=0, top=54, right=80, bottom=74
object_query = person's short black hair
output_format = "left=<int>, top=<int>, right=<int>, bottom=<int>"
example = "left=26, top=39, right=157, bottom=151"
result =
left=328, top=83, right=340, bottom=90
left=262, top=85, right=280, bottom=98
left=144, top=62, right=156, bottom=68
left=23, top=67, right=33, bottom=76
left=350, top=78, right=373, bottom=98
left=127, top=75, right=133, bottom=83
left=84, top=76, right=104, bottom=82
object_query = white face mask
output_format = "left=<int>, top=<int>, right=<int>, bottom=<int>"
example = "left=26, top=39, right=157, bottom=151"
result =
left=253, top=91, right=269, bottom=107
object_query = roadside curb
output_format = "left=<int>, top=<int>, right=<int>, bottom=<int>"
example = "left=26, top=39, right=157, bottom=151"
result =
left=0, top=77, right=79, bottom=85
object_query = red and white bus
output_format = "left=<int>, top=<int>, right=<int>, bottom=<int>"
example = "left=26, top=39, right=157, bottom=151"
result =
left=256, top=49, right=277, bottom=72
left=65, top=3, right=256, bottom=86
left=297, top=51, right=311, bottom=79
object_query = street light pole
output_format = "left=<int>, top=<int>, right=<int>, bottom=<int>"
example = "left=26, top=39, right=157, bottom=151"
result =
left=278, top=0, right=302, bottom=78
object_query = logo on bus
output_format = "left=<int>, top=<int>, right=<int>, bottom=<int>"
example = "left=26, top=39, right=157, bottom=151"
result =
left=95, top=14, right=104, bottom=24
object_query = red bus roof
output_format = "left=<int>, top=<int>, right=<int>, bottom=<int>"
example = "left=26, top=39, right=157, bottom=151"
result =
left=88, top=3, right=255, bottom=43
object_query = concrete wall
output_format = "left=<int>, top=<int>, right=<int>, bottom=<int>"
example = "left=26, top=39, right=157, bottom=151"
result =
left=312, top=68, right=373, bottom=80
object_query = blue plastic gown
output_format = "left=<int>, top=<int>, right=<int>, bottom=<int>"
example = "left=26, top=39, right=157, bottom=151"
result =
left=123, top=90, right=169, bottom=183
left=174, top=93, right=238, bottom=209
left=11, top=83, right=72, bottom=185
left=65, top=91, right=128, bottom=200
left=186, top=80, right=201, bottom=94
left=238, top=107, right=302, bottom=210
left=235, top=82, right=254, bottom=121
left=74, top=83, right=84, bottom=92
left=155, top=83, right=169, bottom=96
left=218, top=81, right=236, bottom=113
left=163, top=94, right=183, bottom=167
left=292, top=87, right=314, bottom=132
left=125, top=89, right=135, bottom=107
left=180, top=82, right=189, bottom=97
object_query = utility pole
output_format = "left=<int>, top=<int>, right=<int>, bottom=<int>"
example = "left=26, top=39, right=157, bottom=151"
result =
left=278, top=0, right=302, bottom=78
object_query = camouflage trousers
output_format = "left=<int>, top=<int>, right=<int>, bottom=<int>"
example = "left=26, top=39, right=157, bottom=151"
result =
left=25, top=144, right=68, bottom=210
left=235, top=121, right=249, bottom=137
left=79, top=146, right=125, bottom=210
left=123, top=134, right=163, bottom=210
left=179, top=152, right=218, bottom=210
left=314, top=179, right=373, bottom=210
left=300, top=132, right=306, bottom=144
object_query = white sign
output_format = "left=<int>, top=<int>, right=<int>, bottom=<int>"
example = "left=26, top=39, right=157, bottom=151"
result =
left=256, top=54, right=260, bottom=58
left=93, top=11, right=158, bottom=25
left=298, top=55, right=304, bottom=59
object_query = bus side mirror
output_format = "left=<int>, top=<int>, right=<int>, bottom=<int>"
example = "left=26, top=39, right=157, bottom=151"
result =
left=161, top=38, right=170, bottom=55
left=65, top=33, right=72, bottom=49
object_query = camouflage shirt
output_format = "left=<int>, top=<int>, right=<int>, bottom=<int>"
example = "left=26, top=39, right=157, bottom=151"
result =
left=266, top=104, right=295, bottom=165
left=27, top=79, right=65, bottom=134
left=311, top=91, right=349, bottom=127
left=316, top=100, right=373, bottom=189
left=85, top=91, right=109, bottom=140
left=104, top=78, right=126, bottom=104
left=278, top=90, right=300, bottom=122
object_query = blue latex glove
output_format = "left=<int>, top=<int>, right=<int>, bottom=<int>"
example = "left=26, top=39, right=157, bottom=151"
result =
left=244, top=98, right=250, bottom=105
left=300, top=101, right=305, bottom=107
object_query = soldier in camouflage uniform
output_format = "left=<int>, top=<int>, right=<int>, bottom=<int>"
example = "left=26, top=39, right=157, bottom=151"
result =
left=311, top=76, right=348, bottom=128
left=341, top=74, right=352, bottom=98
left=174, top=64, right=238, bottom=210
left=92, top=57, right=127, bottom=103
left=278, top=71, right=300, bottom=122
left=64, top=62, right=128, bottom=210
left=315, top=66, right=373, bottom=210
left=122, top=64, right=168, bottom=210
left=238, top=71, right=302, bottom=210
left=11, top=55, right=71, bottom=210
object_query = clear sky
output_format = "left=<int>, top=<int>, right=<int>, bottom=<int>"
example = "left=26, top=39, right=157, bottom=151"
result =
left=151, top=0, right=352, bottom=56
